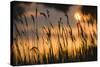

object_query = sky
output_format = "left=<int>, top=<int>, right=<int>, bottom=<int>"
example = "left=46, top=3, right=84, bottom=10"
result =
left=11, top=1, right=97, bottom=39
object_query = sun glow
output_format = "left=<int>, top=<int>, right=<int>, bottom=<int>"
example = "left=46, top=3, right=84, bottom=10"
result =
left=74, top=12, right=81, bottom=21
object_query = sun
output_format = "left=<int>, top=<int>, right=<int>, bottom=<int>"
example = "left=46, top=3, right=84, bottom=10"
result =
left=74, top=12, right=81, bottom=21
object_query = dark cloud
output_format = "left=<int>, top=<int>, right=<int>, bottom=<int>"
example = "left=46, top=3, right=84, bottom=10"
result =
left=38, top=3, right=71, bottom=13
left=82, top=6, right=97, bottom=19
left=11, top=1, right=32, bottom=20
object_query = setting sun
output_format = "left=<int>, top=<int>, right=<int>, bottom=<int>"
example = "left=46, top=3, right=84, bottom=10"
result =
left=74, top=12, right=81, bottom=21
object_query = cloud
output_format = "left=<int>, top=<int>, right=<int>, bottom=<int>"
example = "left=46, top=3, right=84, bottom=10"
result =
left=67, top=5, right=82, bottom=27
left=82, top=6, right=97, bottom=19
left=11, top=1, right=35, bottom=20
left=41, top=3, right=70, bottom=12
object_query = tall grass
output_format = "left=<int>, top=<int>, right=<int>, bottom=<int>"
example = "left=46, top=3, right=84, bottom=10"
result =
left=11, top=9, right=97, bottom=65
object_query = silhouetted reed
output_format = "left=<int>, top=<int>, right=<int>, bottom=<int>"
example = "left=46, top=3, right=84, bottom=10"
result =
left=12, top=8, right=97, bottom=65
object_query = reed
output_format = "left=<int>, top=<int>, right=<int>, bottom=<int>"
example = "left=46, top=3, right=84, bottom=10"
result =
left=12, top=9, right=97, bottom=65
